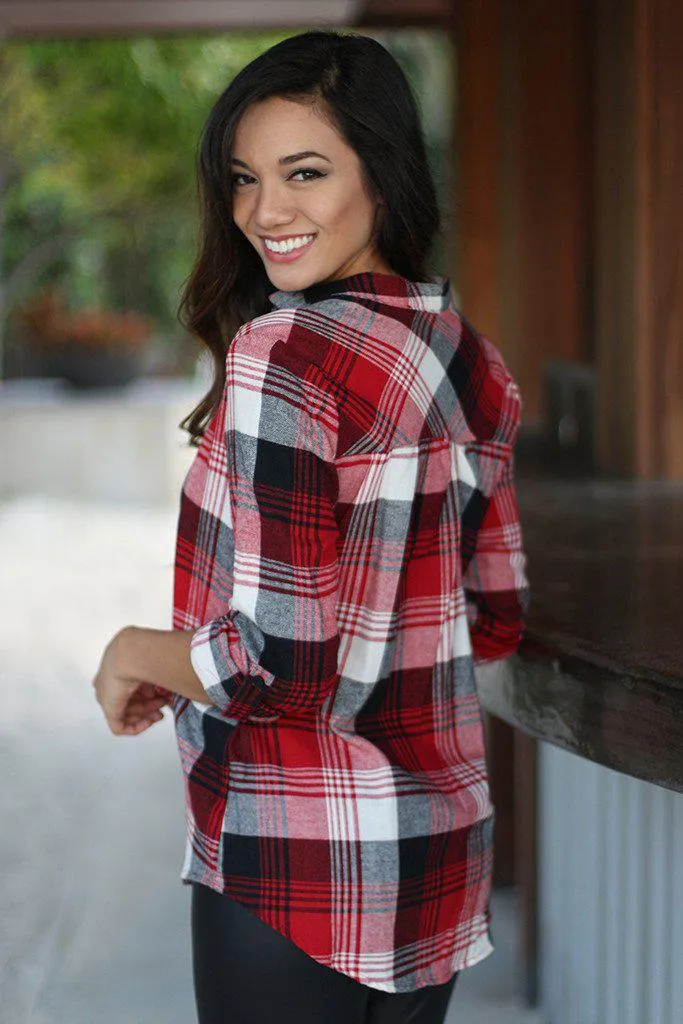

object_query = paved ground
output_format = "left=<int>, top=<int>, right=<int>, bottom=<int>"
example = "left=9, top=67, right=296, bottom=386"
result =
left=0, top=497, right=541, bottom=1024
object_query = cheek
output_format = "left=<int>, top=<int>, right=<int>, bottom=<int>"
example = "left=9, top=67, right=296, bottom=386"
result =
left=312, top=188, right=376, bottom=239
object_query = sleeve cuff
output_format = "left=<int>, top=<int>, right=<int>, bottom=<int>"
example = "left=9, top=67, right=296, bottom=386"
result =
left=189, top=616, right=277, bottom=719
left=189, top=621, right=234, bottom=713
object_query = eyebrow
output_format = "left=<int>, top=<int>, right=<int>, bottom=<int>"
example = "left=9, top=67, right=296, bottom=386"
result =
left=231, top=151, right=332, bottom=169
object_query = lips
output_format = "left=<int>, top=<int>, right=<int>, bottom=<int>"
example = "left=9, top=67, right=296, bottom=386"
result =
left=261, top=234, right=317, bottom=263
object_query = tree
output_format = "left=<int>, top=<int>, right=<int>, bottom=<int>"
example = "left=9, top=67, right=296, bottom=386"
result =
left=0, top=33, right=291, bottom=368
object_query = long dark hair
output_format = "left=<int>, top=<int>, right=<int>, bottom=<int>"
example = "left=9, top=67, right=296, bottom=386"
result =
left=178, top=29, right=441, bottom=444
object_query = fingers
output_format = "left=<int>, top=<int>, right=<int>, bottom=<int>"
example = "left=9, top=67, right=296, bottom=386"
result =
left=93, top=673, right=172, bottom=737
left=103, top=694, right=168, bottom=735
left=120, top=714, right=164, bottom=736
left=127, top=692, right=167, bottom=713
left=136, top=682, right=174, bottom=702
left=106, top=708, right=165, bottom=736
left=121, top=698, right=166, bottom=726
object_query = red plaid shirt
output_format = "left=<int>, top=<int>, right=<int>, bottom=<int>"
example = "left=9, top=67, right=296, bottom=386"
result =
left=171, top=271, right=528, bottom=993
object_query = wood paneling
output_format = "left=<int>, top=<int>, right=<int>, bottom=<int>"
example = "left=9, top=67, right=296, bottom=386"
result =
left=651, top=1, right=683, bottom=478
left=358, top=0, right=448, bottom=27
left=454, top=0, right=592, bottom=428
left=634, top=0, right=656, bottom=476
left=451, top=0, right=503, bottom=345
left=594, top=0, right=639, bottom=474
left=596, top=0, right=683, bottom=478
left=511, top=0, right=593, bottom=425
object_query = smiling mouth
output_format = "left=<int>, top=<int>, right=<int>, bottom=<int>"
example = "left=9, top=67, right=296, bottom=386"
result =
left=262, top=234, right=317, bottom=260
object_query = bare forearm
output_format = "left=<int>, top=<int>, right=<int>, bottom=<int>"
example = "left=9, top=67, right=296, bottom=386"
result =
left=115, top=625, right=213, bottom=705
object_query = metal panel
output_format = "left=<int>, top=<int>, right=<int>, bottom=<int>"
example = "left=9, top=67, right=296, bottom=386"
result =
left=573, top=753, right=601, bottom=1023
left=645, top=783, right=672, bottom=1023
left=671, top=791, right=683, bottom=1019
left=620, top=771, right=645, bottom=1024
left=539, top=742, right=683, bottom=1024
left=599, top=765, right=621, bottom=1024
left=539, top=734, right=565, bottom=1023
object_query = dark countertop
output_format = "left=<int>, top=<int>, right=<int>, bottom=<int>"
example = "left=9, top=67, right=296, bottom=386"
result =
left=475, top=476, right=683, bottom=792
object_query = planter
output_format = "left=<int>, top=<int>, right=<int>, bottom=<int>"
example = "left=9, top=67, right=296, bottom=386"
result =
left=20, top=342, right=146, bottom=389
left=10, top=290, right=153, bottom=389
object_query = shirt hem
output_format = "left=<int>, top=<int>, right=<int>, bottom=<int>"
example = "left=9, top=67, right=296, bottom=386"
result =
left=179, top=864, right=494, bottom=993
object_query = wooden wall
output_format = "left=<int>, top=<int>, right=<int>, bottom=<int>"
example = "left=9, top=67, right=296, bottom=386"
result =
left=507, top=0, right=593, bottom=426
left=649, top=2, right=683, bottom=479
left=450, top=0, right=503, bottom=346
left=596, top=0, right=683, bottom=478
left=453, top=0, right=592, bottom=429
left=453, top=0, right=683, bottom=479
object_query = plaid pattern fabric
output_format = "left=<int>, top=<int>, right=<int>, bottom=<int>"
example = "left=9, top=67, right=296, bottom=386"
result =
left=171, top=271, right=528, bottom=993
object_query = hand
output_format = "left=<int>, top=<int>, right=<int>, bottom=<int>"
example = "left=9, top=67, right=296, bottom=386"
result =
left=93, top=628, right=170, bottom=736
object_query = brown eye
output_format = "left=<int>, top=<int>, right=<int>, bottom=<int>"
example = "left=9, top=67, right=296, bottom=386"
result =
left=289, top=168, right=325, bottom=182
left=232, top=173, right=255, bottom=188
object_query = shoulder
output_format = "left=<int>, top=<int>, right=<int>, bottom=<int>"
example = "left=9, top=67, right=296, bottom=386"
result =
left=227, top=309, right=339, bottom=449
left=231, top=304, right=343, bottom=371
left=229, top=305, right=349, bottom=413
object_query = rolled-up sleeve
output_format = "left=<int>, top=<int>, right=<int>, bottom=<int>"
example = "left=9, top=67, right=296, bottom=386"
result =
left=190, top=319, right=341, bottom=722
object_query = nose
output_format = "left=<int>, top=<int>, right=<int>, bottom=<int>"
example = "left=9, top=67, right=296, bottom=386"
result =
left=252, top=180, right=296, bottom=231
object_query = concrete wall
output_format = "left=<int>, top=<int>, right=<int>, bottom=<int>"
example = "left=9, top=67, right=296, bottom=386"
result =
left=0, top=379, right=198, bottom=505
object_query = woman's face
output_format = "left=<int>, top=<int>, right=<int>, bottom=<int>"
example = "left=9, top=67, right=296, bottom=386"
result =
left=230, top=95, right=393, bottom=290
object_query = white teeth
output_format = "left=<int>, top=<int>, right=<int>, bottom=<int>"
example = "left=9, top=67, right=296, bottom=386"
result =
left=264, top=234, right=314, bottom=253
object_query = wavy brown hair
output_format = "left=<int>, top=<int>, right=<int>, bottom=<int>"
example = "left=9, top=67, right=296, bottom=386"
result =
left=178, top=30, right=441, bottom=444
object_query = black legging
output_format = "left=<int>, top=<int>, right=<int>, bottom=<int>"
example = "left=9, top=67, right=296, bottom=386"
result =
left=191, top=882, right=458, bottom=1024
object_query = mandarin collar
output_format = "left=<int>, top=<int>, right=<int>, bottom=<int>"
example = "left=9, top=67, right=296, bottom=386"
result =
left=268, top=271, right=451, bottom=313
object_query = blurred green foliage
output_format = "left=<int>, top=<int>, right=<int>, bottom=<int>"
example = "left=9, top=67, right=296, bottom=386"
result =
left=0, top=33, right=293, bottom=353
left=0, top=30, right=452, bottom=374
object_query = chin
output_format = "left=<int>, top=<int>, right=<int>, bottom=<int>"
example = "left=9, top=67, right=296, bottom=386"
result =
left=265, top=264, right=328, bottom=292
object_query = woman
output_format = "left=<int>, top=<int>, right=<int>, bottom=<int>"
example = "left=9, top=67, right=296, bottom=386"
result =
left=93, top=29, right=529, bottom=1024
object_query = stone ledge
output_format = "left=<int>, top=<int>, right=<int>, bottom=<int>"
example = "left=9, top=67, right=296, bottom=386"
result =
left=476, top=641, right=683, bottom=795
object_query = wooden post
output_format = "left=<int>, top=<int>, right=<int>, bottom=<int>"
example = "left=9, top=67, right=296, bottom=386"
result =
left=450, top=0, right=503, bottom=345
left=451, top=0, right=518, bottom=890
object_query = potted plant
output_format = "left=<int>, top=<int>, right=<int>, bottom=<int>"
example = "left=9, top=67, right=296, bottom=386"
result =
left=12, top=285, right=154, bottom=389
